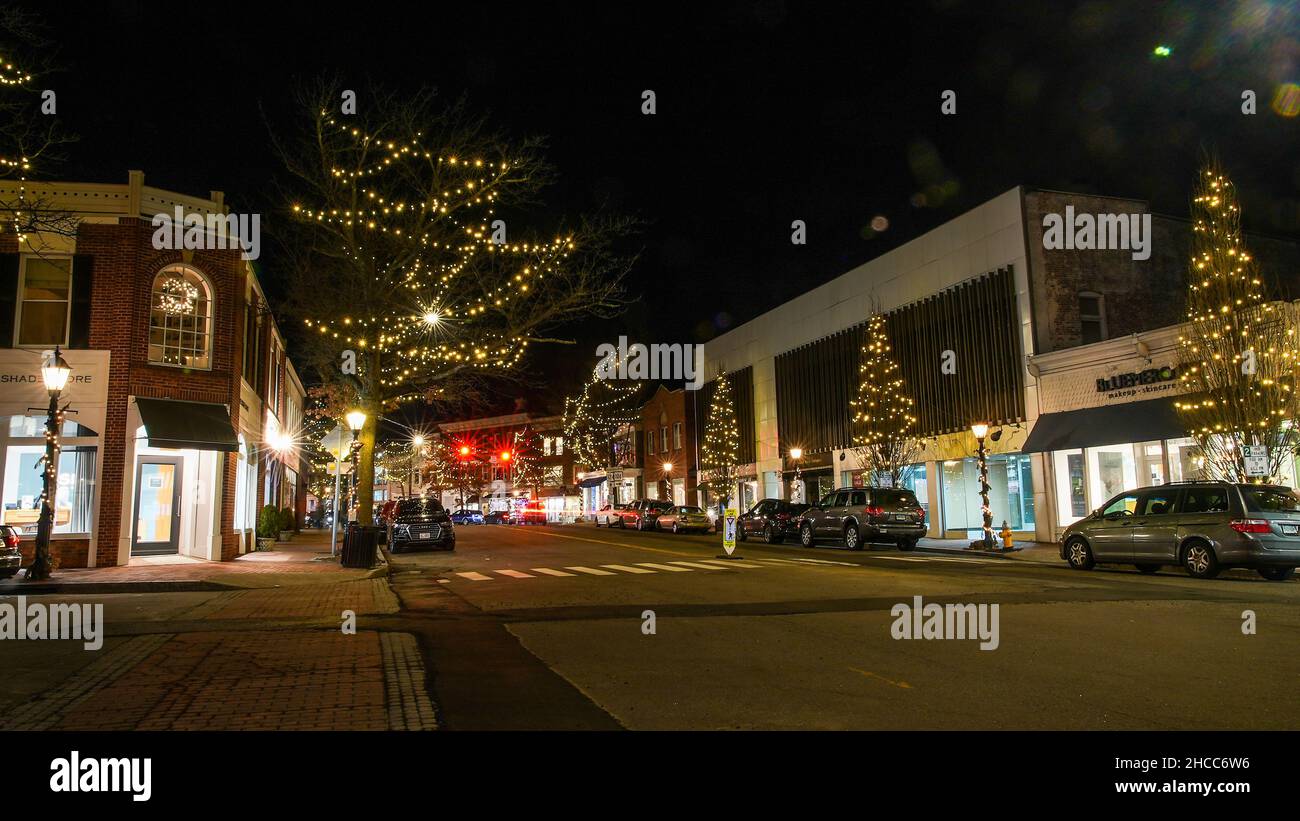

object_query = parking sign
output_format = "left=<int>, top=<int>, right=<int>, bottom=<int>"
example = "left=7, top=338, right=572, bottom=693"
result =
left=1244, top=445, right=1269, bottom=478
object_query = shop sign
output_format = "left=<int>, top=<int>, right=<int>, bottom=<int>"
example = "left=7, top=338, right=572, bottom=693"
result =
left=1095, top=365, right=1178, bottom=393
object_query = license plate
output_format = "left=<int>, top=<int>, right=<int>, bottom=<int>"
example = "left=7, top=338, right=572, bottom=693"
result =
left=1283, top=525, right=1298, bottom=535
left=893, top=514, right=911, bottom=522
left=417, top=532, right=432, bottom=540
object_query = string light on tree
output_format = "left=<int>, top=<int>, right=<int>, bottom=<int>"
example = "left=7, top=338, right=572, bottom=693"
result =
left=849, top=312, right=922, bottom=487
left=700, top=369, right=741, bottom=508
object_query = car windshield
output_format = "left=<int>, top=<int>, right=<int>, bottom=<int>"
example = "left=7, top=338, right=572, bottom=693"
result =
left=1243, top=487, right=1300, bottom=513
left=397, top=499, right=444, bottom=515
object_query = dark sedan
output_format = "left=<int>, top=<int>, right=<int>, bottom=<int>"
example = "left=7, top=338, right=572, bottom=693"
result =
left=388, top=498, right=455, bottom=553
left=737, top=499, right=810, bottom=544
left=450, top=509, right=483, bottom=525
left=484, top=510, right=510, bottom=525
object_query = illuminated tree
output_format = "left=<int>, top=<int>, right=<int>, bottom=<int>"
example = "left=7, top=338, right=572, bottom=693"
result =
left=276, top=81, right=635, bottom=525
left=563, top=361, right=640, bottom=501
left=700, top=369, right=741, bottom=508
left=510, top=427, right=546, bottom=497
left=1174, top=163, right=1300, bottom=481
left=850, top=312, right=923, bottom=486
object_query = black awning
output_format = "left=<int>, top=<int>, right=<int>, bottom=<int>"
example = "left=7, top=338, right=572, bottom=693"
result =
left=578, top=475, right=608, bottom=488
left=135, top=398, right=239, bottom=452
left=1021, top=398, right=1184, bottom=454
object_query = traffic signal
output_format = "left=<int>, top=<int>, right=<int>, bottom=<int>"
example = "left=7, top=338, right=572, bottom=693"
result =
left=500, top=450, right=511, bottom=462
left=458, top=445, right=471, bottom=458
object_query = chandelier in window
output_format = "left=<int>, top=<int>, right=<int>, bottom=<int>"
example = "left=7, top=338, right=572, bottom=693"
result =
left=158, top=275, right=199, bottom=315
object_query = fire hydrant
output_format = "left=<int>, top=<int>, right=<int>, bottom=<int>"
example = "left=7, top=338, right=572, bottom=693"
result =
left=999, top=520, right=1014, bottom=551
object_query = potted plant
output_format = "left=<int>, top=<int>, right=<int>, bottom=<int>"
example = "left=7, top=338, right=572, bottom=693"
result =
left=256, top=505, right=279, bottom=550
left=277, top=507, right=296, bottom=541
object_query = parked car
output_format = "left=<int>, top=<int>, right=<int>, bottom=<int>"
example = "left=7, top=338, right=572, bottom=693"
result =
left=388, top=498, right=454, bottom=553
left=484, top=510, right=510, bottom=525
left=737, top=499, right=810, bottom=544
left=1, top=525, right=21, bottom=579
left=1061, top=481, right=1300, bottom=580
left=618, top=499, right=673, bottom=530
left=593, top=503, right=628, bottom=527
left=797, top=487, right=926, bottom=550
left=450, top=509, right=484, bottom=525
left=511, top=502, right=548, bottom=525
left=655, top=505, right=712, bottom=534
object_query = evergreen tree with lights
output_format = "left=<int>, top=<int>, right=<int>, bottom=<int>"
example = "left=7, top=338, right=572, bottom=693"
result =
left=850, top=312, right=922, bottom=487
left=510, top=427, right=546, bottom=497
left=563, top=361, right=641, bottom=503
left=1174, top=162, right=1300, bottom=482
left=700, top=369, right=741, bottom=509
left=277, top=81, right=636, bottom=525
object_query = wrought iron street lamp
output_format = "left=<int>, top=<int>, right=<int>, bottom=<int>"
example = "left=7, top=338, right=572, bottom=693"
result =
left=346, top=410, right=366, bottom=523
left=27, top=347, right=71, bottom=582
left=789, top=446, right=803, bottom=502
left=971, top=423, right=994, bottom=549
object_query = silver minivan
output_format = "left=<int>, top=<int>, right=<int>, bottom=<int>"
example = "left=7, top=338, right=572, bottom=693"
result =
left=1060, top=481, right=1300, bottom=580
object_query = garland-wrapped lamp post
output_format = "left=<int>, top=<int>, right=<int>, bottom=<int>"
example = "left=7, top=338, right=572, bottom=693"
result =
left=970, top=422, right=994, bottom=549
left=27, top=347, right=71, bottom=581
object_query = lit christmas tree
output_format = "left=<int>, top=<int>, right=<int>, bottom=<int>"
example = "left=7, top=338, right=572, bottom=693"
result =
left=1174, top=163, right=1300, bottom=481
left=279, top=83, right=634, bottom=524
left=563, top=361, right=641, bottom=502
left=700, top=369, right=741, bottom=508
left=510, top=426, right=546, bottom=497
left=850, top=312, right=921, bottom=486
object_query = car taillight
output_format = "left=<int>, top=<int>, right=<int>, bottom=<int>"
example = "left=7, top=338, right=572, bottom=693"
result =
left=1231, top=519, right=1272, bottom=534
left=864, top=505, right=884, bottom=518
left=776, top=513, right=789, bottom=520
left=916, top=507, right=926, bottom=520
left=5, top=533, right=19, bottom=548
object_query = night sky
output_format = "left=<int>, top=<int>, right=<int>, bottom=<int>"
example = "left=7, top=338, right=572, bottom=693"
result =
left=22, top=0, right=1300, bottom=418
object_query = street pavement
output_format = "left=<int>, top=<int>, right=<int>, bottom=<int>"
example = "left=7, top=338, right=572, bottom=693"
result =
left=3, top=522, right=1296, bottom=731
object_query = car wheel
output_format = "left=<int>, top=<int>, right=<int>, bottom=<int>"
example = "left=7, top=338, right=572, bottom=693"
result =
left=1135, top=564, right=1161, bottom=574
left=637, top=518, right=646, bottom=531
left=898, top=537, right=918, bottom=551
left=1182, top=541, right=1220, bottom=579
left=764, top=525, right=781, bottom=545
left=1065, top=538, right=1095, bottom=570
left=800, top=522, right=815, bottom=547
left=672, top=522, right=680, bottom=534
left=1257, top=566, right=1295, bottom=581
left=738, top=525, right=747, bottom=542
left=844, top=523, right=862, bottom=550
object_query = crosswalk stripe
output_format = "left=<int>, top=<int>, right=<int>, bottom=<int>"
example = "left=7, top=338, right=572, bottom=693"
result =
left=455, top=572, right=493, bottom=581
left=566, top=566, right=616, bottom=576
left=636, top=562, right=693, bottom=572
left=699, top=559, right=765, bottom=568
left=495, top=569, right=535, bottom=578
left=531, top=567, right=577, bottom=577
left=667, top=561, right=724, bottom=570
left=601, top=564, right=656, bottom=574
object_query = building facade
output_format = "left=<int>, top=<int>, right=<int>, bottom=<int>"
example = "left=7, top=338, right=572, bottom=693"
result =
left=640, top=384, right=700, bottom=506
left=0, top=171, right=307, bottom=567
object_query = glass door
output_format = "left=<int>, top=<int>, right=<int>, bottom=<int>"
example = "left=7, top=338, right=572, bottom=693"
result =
left=133, top=457, right=181, bottom=555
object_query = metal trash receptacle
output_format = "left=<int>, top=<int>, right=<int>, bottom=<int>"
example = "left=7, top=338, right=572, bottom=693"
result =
left=341, top=523, right=383, bottom=568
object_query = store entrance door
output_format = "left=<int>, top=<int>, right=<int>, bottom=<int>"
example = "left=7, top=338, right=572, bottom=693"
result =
left=132, top=457, right=182, bottom=556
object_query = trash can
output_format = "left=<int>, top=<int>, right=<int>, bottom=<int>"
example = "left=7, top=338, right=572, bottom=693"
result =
left=341, top=523, right=384, bottom=568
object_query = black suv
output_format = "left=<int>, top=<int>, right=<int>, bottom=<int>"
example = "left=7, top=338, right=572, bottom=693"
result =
left=388, top=498, right=455, bottom=553
left=737, top=499, right=810, bottom=544
left=797, top=487, right=926, bottom=550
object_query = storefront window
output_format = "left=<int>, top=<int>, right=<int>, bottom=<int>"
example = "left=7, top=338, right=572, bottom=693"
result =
left=1, top=445, right=97, bottom=535
left=1052, top=449, right=1088, bottom=526
left=942, top=455, right=1035, bottom=534
left=1086, top=444, right=1136, bottom=505
left=1166, top=437, right=1206, bottom=482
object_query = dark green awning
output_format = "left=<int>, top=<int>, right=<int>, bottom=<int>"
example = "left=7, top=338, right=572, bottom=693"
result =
left=1021, top=398, right=1184, bottom=453
left=136, top=398, right=239, bottom=452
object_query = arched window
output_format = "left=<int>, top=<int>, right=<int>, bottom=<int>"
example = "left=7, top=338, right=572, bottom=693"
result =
left=149, top=265, right=213, bottom=369
left=1078, top=291, right=1106, bottom=345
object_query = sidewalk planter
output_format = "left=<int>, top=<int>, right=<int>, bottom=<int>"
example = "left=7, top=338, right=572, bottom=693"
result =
left=255, top=537, right=276, bottom=551
left=276, top=508, right=295, bottom=542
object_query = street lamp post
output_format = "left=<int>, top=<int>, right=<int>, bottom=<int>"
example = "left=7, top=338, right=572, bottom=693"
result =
left=971, top=423, right=994, bottom=549
left=789, top=447, right=803, bottom=502
left=662, top=461, right=673, bottom=502
left=345, top=410, right=367, bottom=524
left=411, top=435, right=425, bottom=496
left=27, top=347, right=71, bottom=582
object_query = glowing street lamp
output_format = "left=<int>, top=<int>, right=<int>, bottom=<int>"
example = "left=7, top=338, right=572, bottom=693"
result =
left=789, top=446, right=804, bottom=502
left=971, top=423, right=994, bottom=549
left=27, top=347, right=71, bottom=581
left=345, top=410, right=367, bottom=523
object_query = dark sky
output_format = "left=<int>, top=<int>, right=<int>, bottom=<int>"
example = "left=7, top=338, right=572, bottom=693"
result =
left=22, top=0, right=1300, bottom=419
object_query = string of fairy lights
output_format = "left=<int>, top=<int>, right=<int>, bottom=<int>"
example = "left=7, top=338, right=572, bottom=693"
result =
left=563, top=360, right=641, bottom=470
left=1, top=53, right=37, bottom=243
left=700, top=369, right=740, bottom=502
left=850, top=313, right=918, bottom=446
left=297, top=116, right=578, bottom=401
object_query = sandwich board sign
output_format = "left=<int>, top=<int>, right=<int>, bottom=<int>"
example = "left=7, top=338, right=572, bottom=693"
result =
left=721, top=507, right=738, bottom=556
left=1243, top=445, right=1269, bottom=478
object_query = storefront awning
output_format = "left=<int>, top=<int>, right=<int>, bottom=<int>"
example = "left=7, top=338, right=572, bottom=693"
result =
left=1021, top=398, right=1184, bottom=454
left=578, top=475, right=607, bottom=488
left=136, top=398, right=239, bottom=452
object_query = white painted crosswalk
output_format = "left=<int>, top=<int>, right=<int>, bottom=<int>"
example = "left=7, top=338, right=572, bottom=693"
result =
left=443, top=552, right=1018, bottom=583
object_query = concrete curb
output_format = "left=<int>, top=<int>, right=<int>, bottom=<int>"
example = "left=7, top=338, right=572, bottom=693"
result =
left=0, top=579, right=238, bottom=596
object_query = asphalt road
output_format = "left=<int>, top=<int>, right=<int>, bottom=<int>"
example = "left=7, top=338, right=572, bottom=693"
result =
left=387, top=521, right=1300, bottom=730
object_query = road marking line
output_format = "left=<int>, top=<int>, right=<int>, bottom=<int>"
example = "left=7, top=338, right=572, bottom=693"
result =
left=699, top=559, right=765, bottom=568
left=495, top=569, right=535, bottom=578
left=495, top=527, right=698, bottom=557
left=455, top=572, right=493, bottom=581
left=566, top=566, right=616, bottom=576
left=922, top=556, right=1000, bottom=564
left=870, top=556, right=930, bottom=562
left=636, top=562, right=693, bottom=572
left=784, top=557, right=858, bottom=566
left=530, top=567, right=577, bottom=577
left=601, top=564, right=656, bottom=574
left=667, top=561, right=725, bottom=570
left=849, top=667, right=912, bottom=690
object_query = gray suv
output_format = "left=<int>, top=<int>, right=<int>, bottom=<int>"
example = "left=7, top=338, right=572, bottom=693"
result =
left=797, top=487, right=926, bottom=550
left=1060, top=481, right=1300, bottom=580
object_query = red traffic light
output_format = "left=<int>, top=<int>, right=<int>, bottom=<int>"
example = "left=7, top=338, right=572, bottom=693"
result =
left=458, top=445, right=471, bottom=457
left=500, top=450, right=511, bottom=462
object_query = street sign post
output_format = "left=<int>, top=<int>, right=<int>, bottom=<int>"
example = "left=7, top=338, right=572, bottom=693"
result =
left=717, top=507, right=740, bottom=559
left=1244, top=445, right=1269, bottom=478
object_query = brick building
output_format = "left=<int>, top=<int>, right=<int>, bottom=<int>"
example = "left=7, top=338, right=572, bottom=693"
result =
left=0, top=171, right=307, bottom=568
left=640, top=384, right=700, bottom=506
